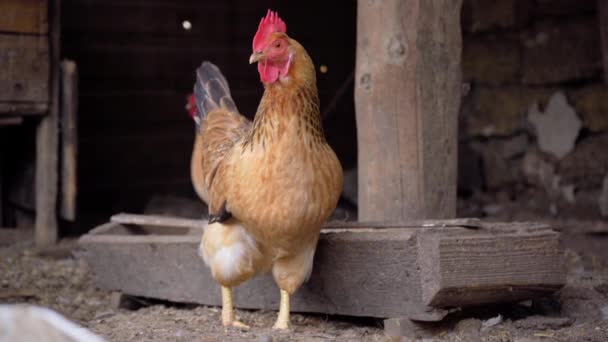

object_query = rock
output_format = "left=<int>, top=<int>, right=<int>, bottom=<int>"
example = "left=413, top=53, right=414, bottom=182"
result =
left=522, top=149, right=556, bottom=189
left=465, top=86, right=562, bottom=138
left=522, top=18, right=601, bottom=85
left=562, top=184, right=576, bottom=204
left=462, top=0, right=531, bottom=32
left=480, top=146, right=522, bottom=189
left=481, top=314, right=503, bottom=331
left=463, top=33, right=520, bottom=84
left=559, top=134, right=608, bottom=188
left=571, top=85, right=608, bottom=132
left=466, top=86, right=525, bottom=136
left=600, top=175, right=608, bottom=217
left=489, top=134, right=530, bottom=159
left=513, top=316, right=573, bottom=330
left=528, top=91, right=581, bottom=159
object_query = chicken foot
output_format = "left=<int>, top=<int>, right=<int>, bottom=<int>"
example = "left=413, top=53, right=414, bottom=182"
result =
left=221, top=286, right=249, bottom=329
left=272, top=289, right=290, bottom=330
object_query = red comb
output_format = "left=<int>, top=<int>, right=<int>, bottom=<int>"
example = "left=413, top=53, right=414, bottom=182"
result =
left=252, top=9, right=287, bottom=52
left=186, top=94, right=198, bottom=118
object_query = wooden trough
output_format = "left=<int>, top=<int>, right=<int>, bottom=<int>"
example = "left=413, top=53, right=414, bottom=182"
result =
left=78, top=213, right=565, bottom=321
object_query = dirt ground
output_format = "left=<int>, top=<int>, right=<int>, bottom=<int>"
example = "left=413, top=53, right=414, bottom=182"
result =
left=2, top=213, right=608, bottom=341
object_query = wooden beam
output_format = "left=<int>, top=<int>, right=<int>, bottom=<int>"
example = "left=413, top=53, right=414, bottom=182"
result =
left=0, top=0, right=48, bottom=35
left=79, top=215, right=565, bottom=320
left=354, top=0, right=463, bottom=221
left=598, top=0, right=608, bottom=84
left=0, top=35, right=50, bottom=104
left=110, top=212, right=488, bottom=230
left=0, top=117, right=23, bottom=126
left=0, top=103, right=48, bottom=116
left=35, top=0, right=59, bottom=247
left=59, top=60, right=78, bottom=221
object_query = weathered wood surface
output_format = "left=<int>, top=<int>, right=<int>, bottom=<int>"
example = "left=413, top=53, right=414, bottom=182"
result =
left=111, top=213, right=206, bottom=230
left=0, top=117, right=23, bottom=127
left=60, top=60, right=78, bottom=221
left=0, top=35, right=50, bottom=104
left=35, top=0, right=60, bottom=247
left=0, top=103, right=48, bottom=116
left=0, top=0, right=48, bottom=34
left=599, top=0, right=608, bottom=84
left=417, top=223, right=564, bottom=307
left=79, top=215, right=565, bottom=319
left=111, top=212, right=485, bottom=230
left=355, top=0, right=462, bottom=221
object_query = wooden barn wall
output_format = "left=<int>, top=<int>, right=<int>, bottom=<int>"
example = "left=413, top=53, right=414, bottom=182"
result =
left=62, top=0, right=357, bottom=227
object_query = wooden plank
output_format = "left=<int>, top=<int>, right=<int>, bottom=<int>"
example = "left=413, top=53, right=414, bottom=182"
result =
left=35, top=0, right=60, bottom=247
left=354, top=0, right=462, bottom=221
left=417, top=224, right=565, bottom=307
left=79, top=217, right=565, bottom=319
left=59, top=60, right=78, bottom=221
left=0, top=117, right=23, bottom=126
left=0, top=35, right=50, bottom=103
left=0, top=103, right=48, bottom=116
left=110, top=213, right=488, bottom=230
left=598, top=0, right=608, bottom=84
left=0, top=0, right=48, bottom=34
left=111, top=213, right=206, bottom=230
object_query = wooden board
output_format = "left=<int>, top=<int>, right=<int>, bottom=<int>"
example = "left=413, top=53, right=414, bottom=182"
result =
left=59, top=60, right=78, bottom=221
left=79, top=214, right=565, bottom=319
left=0, top=103, right=48, bottom=117
left=354, top=0, right=462, bottom=221
left=0, top=0, right=48, bottom=34
left=0, top=117, right=23, bottom=126
left=35, top=0, right=60, bottom=247
left=0, top=34, right=50, bottom=104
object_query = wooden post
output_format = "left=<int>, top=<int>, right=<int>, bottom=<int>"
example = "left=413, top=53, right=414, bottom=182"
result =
left=35, top=0, right=60, bottom=246
left=355, top=0, right=463, bottom=221
left=59, top=60, right=78, bottom=221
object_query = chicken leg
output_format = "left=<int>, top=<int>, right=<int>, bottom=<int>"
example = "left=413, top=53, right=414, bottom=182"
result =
left=221, top=286, right=249, bottom=329
left=272, top=289, right=290, bottom=330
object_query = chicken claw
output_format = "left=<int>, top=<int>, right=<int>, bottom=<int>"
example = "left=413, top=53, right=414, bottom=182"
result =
left=272, top=289, right=290, bottom=330
left=221, top=286, right=250, bottom=330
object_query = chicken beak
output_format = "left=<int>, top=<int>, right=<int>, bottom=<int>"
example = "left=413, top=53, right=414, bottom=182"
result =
left=249, top=52, right=264, bottom=64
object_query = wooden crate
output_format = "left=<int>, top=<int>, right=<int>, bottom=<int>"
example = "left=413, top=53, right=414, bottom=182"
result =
left=78, top=214, right=565, bottom=320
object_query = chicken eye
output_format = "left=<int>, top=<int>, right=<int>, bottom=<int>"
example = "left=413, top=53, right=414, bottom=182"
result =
left=274, top=41, right=282, bottom=49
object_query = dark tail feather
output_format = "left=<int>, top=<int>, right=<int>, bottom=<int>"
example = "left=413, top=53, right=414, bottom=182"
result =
left=193, top=62, right=238, bottom=122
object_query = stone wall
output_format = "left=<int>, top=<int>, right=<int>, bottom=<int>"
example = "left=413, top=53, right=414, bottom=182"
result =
left=459, top=0, right=608, bottom=219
